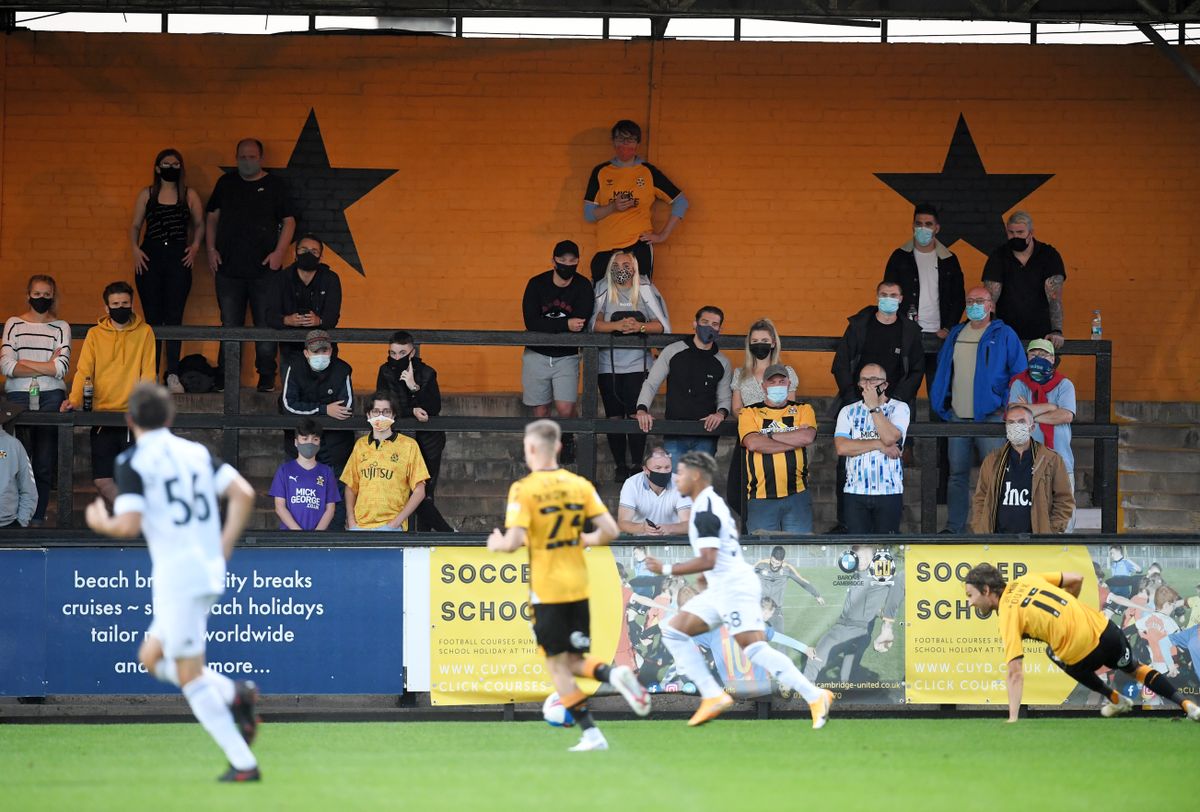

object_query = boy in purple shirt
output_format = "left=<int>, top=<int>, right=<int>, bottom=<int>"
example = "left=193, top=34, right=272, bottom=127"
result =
left=269, top=419, right=340, bottom=530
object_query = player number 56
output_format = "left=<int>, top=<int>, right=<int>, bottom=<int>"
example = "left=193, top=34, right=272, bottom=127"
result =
left=164, top=474, right=212, bottom=526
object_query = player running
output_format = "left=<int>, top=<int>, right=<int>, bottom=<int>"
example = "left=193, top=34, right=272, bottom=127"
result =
left=643, top=451, right=834, bottom=729
left=85, top=383, right=263, bottom=781
left=488, top=419, right=651, bottom=752
left=964, top=563, right=1200, bottom=723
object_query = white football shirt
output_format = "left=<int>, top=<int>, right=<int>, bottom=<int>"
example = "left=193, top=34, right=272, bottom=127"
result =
left=686, top=486, right=756, bottom=591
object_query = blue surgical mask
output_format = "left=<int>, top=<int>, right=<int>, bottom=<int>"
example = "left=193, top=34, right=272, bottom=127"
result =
left=1027, top=356, right=1055, bottom=383
left=914, top=226, right=934, bottom=247
left=877, top=297, right=901, bottom=315
left=766, top=385, right=789, bottom=403
left=308, top=354, right=331, bottom=372
left=966, top=303, right=987, bottom=322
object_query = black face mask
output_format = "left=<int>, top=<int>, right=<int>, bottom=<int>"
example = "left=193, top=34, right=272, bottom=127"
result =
left=1008, top=236, right=1030, bottom=253
left=749, top=343, right=773, bottom=360
left=108, top=306, right=133, bottom=325
left=554, top=262, right=577, bottom=280
left=647, top=470, right=672, bottom=488
left=29, top=297, right=54, bottom=315
left=295, top=252, right=321, bottom=272
left=159, top=166, right=181, bottom=183
left=389, top=355, right=411, bottom=370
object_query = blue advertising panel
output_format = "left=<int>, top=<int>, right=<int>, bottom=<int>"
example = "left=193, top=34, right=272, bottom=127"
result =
left=2, top=546, right=403, bottom=696
left=0, top=549, right=48, bottom=696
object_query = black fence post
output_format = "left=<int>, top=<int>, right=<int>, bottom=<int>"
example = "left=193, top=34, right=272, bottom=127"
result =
left=920, top=445, right=938, bottom=534
left=222, top=340, right=241, bottom=467
left=1101, top=437, right=1119, bottom=534
left=56, top=422, right=74, bottom=529
left=578, top=345, right=598, bottom=482
left=1092, top=341, right=1113, bottom=521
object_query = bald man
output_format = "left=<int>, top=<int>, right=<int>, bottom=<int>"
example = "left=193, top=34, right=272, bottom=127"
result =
left=928, top=286, right=1026, bottom=534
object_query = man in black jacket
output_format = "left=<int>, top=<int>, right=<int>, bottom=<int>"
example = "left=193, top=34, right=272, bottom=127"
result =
left=828, top=282, right=924, bottom=532
left=280, top=330, right=356, bottom=531
left=376, top=330, right=452, bottom=532
left=267, top=234, right=342, bottom=371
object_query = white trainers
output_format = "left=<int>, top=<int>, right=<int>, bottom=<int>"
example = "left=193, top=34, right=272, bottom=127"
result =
left=1185, top=701, right=1200, bottom=722
left=1100, top=695, right=1134, bottom=717
left=166, top=374, right=185, bottom=394
left=567, top=728, right=608, bottom=752
left=609, top=665, right=651, bottom=717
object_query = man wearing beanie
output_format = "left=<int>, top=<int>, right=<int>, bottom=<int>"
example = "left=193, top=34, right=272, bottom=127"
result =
left=520, top=240, right=594, bottom=463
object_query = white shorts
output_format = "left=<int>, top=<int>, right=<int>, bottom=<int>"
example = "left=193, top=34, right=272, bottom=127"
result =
left=146, top=593, right=218, bottom=660
left=679, top=577, right=765, bottom=634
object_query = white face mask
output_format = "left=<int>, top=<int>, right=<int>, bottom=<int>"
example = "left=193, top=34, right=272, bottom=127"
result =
left=1006, top=421, right=1032, bottom=446
left=308, top=353, right=331, bottom=372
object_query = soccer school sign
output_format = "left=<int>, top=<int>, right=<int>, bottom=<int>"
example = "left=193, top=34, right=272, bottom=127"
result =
left=0, top=547, right=403, bottom=695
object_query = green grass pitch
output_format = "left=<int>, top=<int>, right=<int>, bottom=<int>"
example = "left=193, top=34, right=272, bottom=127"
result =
left=4, top=717, right=1196, bottom=811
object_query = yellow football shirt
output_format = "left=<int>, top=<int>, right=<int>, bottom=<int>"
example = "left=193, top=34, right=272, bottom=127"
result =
left=504, top=468, right=608, bottom=605
left=584, top=160, right=683, bottom=251
left=340, top=433, right=430, bottom=530
left=738, top=401, right=816, bottom=500
left=997, top=573, right=1109, bottom=665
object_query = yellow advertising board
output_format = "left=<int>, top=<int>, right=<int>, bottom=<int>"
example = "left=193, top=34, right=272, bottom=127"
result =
left=905, top=544, right=1099, bottom=705
left=430, top=547, right=622, bottom=705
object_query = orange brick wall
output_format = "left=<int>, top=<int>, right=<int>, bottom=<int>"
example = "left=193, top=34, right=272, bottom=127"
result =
left=1, top=32, right=1197, bottom=401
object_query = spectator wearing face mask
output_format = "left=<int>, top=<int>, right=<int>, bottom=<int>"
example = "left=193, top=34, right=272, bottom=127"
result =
left=883, top=202, right=965, bottom=345
left=589, top=251, right=669, bottom=482
left=1008, top=338, right=1076, bottom=531
left=206, top=137, right=297, bottom=393
left=342, top=391, right=430, bottom=531
left=269, top=418, right=340, bottom=531
left=971, top=404, right=1073, bottom=534
left=834, top=363, right=910, bottom=534
left=828, top=281, right=924, bottom=532
left=279, top=330, right=355, bottom=505
left=635, top=306, right=731, bottom=463
left=584, top=119, right=689, bottom=282
left=267, top=234, right=342, bottom=371
left=376, top=330, right=453, bottom=532
left=738, top=364, right=818, bottom=534
left=62, top=281, right=156, bottom=505
left=2, top=275, right=71, bottom=525
left=521, top=239, right=594, bottom=463
left=616, top=444, right=691, bottom=536
left=731, top=318, right=797, bottom=415
left=129, top=148, right=205, bottom=394
left=983, top=210, right=1067, bottom=350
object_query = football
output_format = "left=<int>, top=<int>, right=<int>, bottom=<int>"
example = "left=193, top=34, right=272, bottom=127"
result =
left=542, top=692, right=575, bottom=727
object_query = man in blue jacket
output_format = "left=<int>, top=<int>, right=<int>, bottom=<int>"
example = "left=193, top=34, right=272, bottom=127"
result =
left=929, top=286, right=1026, bottom=533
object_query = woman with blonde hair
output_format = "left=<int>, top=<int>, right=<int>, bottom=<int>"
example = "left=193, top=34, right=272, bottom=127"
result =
left=589, top=251, right=670, bottom=481
left=731, top=317, right=797, bottom=413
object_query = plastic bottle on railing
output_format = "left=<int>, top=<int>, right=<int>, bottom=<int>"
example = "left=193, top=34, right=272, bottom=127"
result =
left=28, top=377, right=40, bottom=411
left=83, top=377, right=94, bottom=412
left=1091, top=309, right=1103, bottom=340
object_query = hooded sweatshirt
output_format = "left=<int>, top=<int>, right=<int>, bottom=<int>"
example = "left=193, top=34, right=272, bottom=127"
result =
left=68, top=313, right=157, bottom=411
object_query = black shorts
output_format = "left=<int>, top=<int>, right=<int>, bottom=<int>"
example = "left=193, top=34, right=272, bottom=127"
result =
left=90, top=426, right=132, bottom=479
left=531, top=599, right=591, bottom=656
left=1051, top=621, right=1135, bottom=675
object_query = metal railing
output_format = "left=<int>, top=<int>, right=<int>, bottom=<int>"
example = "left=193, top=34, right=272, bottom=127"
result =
left=10, top=324, right=1118, bottom=533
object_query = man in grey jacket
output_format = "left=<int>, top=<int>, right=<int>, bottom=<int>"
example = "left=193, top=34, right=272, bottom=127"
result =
left=0, top=399, right=37, bottom=528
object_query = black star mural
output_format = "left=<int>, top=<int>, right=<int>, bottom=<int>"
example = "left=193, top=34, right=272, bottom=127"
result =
left=223, top=109, right=396, bottom=276
left=875, top=115, right=1053, bottom=255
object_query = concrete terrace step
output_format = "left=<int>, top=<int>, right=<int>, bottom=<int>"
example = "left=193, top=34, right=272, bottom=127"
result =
left=1122, top=508, right=1200, bottom=533
left=1118, top=424, right=1200, bottom=451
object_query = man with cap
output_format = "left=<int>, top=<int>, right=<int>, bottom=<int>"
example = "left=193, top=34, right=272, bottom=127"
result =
left=520, top=240, right=594, bottom=462
left=737, top=364, right=818, bottom=535
left=1008, top=338, right=1077, bottom=531
left=0, top=399, right=37, bottom=528
left=280, top=329, right=355, bottom=526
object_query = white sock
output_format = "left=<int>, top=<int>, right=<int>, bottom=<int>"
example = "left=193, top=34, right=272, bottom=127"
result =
left=204, top=668, right=236, bottom=706
left=182, top=678, right=257, bottom=771
left=153, top=659, right=179, bottom=687
left=744, top=641, right=823, bottom=703
left=660, top=624, right=724, bottom=699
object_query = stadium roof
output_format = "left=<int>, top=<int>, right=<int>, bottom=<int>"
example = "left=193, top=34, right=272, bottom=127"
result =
left=2, top=2, right=1197, bottom=25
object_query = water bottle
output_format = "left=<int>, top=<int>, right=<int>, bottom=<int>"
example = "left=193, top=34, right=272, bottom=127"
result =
left=83, top=377, right=94, bottom=412
left=1091, top=309, right=1102, bottom=340
left=28, top=377, right=39, bottom=411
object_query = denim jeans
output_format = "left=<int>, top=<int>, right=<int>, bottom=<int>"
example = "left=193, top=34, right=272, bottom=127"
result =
left=664, top=435, right=718, bottom=467
left=946, top=412, right=1004, bottom=533
left=745, top=491, right=813, bottom=535
left=8, top=388, right=65, bottom=521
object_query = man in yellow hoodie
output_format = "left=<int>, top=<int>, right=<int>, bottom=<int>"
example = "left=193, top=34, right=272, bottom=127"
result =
left=61, top=281, right=156, bottom=503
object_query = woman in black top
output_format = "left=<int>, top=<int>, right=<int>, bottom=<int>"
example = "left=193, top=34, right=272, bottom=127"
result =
left=129, top=148, right=204, bottom=393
